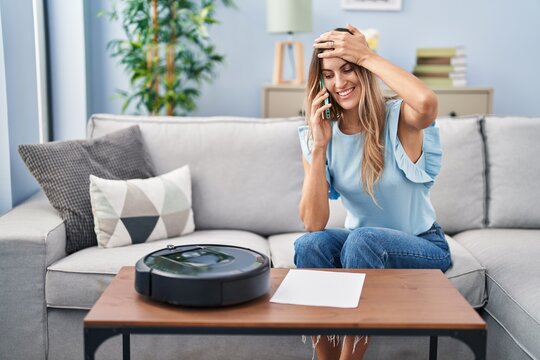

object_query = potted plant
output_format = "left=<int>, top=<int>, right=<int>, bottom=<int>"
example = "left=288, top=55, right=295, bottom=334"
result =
left=103, top=0, right=234, bottom=116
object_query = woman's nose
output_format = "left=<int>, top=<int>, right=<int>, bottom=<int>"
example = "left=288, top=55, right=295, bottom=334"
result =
left=334, top=74, right=346, bottom=89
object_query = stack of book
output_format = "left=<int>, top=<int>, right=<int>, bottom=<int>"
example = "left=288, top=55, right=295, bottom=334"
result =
left=413, top=47, right=467, bottom=87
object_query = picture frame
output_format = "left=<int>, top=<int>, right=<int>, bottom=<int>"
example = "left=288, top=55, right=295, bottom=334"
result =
left=342, top=0, right=402, bottom=11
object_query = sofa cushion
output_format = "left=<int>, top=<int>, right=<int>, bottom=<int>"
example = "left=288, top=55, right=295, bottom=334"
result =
left=268, top=232, right=486, bottom=308
left=89, top=165, right=195, bottom=248
left=88, top=115, right=305, bottom=237
left=483, top=116, right=540, bottom=228
left=46, top=230, right=269, bottom=309
left=18, top=126, right=155, bottom=254
left=453, top=229, right=540, bottom=358
left=429, top=116, right=486, bottom=234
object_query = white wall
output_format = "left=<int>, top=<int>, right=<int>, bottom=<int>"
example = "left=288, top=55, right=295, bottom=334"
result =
left=46, top=0, right=88, bottom=141
left=0, top=5, right=11, bottom=213
left=0, top=0, right=41, bottom=210
left=86, top=0, right=540, bottom=118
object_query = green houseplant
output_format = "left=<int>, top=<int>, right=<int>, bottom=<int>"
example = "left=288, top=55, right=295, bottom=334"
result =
left=104, top=0, right=234, bottom=116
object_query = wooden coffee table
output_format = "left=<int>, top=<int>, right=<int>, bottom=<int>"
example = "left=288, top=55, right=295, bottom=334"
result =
left=84, top=267, right=486, bottom=360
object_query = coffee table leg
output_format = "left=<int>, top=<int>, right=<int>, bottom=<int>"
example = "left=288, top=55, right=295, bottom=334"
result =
left=429, top=336, right=438, bottom=360
left=451, top=330, right=487, bottom=360
left=84, top=327, right=120, bottom=360
left=123, top=332, right=131, bottom=360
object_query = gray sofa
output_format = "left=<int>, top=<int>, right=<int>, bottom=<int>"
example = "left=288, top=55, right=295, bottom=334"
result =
left=0, top=113, right=538, bottom=360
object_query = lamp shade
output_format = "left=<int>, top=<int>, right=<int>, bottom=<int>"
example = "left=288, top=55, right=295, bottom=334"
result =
left=266, top=0, right=312, bottom=33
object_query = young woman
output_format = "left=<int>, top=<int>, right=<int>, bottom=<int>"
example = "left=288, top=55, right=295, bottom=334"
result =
left=295, top=24, right=452, bottom=360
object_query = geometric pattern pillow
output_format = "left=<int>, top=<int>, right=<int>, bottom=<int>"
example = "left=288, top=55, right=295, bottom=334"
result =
left=89, top=165, right=195, bottom=248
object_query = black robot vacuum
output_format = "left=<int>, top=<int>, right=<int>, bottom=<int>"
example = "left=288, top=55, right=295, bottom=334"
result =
left=135, top=244, right=271, bottom=306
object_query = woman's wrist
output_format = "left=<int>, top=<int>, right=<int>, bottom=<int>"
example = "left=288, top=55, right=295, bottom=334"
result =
left=311, top=143, right=328, bottom=154
left=310, top=145, right=327, bottom=166
left=358, top=51, right=379, bottom=68
left=308, top=146, right=328, bottom=178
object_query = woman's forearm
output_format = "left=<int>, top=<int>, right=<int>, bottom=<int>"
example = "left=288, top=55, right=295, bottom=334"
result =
left=299, top=146, right=330, bottom=232
left=361, top=53, right=438, bottom=119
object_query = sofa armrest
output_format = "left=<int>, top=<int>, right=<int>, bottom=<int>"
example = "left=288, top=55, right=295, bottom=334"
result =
left=0, top=191, right=66, bottom=360
left=0, top=191, right=66, bottom=264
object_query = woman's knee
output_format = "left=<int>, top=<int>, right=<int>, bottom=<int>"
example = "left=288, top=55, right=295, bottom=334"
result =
left=294, top=230, right=336, bottom=256
left=441, top=255, right=453, bottom=272
left=345, top=227, right=383, bottom=250
left=294, top=229, right=347, bottom=268
left=341, top=228, right=386, bottom=268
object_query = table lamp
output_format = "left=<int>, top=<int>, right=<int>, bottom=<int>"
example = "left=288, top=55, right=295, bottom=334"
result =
left=266, top=0, right=312, bottom=84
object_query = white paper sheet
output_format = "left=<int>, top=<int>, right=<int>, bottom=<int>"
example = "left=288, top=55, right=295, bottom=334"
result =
left=270, top=269, right=365, bottom=308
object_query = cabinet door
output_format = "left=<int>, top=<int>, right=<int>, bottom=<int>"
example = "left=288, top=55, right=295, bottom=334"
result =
left=264, top=88, right=305, bottom=118
left=436, top=92, right=491, bottom=117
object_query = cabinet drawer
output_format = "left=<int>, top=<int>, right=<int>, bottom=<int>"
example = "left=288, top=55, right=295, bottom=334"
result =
left=264, top=87, right=305, bottom=118
left=436, top=92, right=490, bottom=117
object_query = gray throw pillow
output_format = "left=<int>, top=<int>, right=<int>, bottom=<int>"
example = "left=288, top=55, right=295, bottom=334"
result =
left=430, top=116, right=486, bottom=234
left=18, top=125, right=155, bottom=254
left=484, top=116, right=540, bottom=227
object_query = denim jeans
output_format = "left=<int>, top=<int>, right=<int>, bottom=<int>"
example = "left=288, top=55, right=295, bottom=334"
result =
left=294, top=222, right=452, bottom=272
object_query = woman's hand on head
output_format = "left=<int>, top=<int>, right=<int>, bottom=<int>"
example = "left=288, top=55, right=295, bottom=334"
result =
left=314, top=24, right=373, bottom=66
left=310, top=88, right=333, bottom=148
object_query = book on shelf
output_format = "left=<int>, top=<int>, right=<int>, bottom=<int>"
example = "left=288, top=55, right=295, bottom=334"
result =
left=413, top=64, right=467, bottom=74
left=417, top=56, right=466, bottom=66
left=418, top=77, right=467, bottom=87
left=416, top=46, right=465, bottom=58
left=414, top=47, right=468, bottom=87
left=413, top=71, right=466, bottom=79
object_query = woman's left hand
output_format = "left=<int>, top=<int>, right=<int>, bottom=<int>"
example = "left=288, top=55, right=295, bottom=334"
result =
left=313, top=24, right=373, bottom=66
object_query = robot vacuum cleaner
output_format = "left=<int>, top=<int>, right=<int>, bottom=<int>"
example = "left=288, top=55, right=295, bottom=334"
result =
left=135, top=244, right=270, bottom=306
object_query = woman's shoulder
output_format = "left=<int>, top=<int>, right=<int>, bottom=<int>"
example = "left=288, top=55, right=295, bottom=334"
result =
left=384, top=97, right=403, bottom=134
left=384, top=97, right=403, bottom=114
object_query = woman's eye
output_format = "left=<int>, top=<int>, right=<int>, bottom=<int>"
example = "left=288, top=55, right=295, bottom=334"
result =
left=324, top=74, right=333, bottom=80
left=343, top=67, right=353, bottom=73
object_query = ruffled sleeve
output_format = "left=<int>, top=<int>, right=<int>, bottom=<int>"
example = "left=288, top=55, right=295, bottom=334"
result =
left=386, top=99, right=442, bottom=189
left=298, top=125, right=313, bottom=162
left=298, top=126, right=340, bottom=199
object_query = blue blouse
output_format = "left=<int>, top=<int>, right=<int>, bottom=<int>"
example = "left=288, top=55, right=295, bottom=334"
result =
left=298, top=99, right=442, bottom=235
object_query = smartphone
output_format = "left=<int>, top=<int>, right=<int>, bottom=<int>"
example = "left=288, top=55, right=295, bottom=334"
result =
left=319, top=75, right=331, bottom=120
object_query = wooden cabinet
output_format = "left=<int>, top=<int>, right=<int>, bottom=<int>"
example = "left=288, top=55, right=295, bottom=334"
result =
left=262, top=85, right=307, bottom=118
left=433, top=88, right=493, bottom=117
left=262, top=84, right=493, bottom=118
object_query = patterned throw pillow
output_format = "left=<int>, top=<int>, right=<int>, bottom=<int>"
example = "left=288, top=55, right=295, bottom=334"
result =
left=18, top=126, right=155, bottom=254
left=89, top=165, right=195, bottom=248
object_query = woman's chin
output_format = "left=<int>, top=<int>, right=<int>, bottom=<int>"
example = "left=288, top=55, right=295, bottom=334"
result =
left=336, top=101, right=357, bottom=110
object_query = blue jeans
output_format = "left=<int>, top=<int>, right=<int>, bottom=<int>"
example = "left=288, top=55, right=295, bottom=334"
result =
left=294, top=223, right=452, bottom=272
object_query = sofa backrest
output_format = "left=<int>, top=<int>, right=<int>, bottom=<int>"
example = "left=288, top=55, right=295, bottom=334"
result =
left=88, top=114, right=307, bottom=236
left=89, top=113, right=539, bottom=237
left=427, top=115, right=540, bottom=232
left=483, top=116, right=540, bottom=228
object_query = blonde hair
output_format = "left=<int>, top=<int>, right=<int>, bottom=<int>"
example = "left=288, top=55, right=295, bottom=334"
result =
left=305, top=43, right=388, bottom=203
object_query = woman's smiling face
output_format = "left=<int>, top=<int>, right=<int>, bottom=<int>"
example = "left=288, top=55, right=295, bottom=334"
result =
left=320, top=57, right=361, bottom=111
